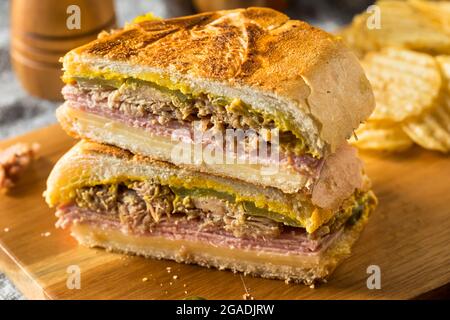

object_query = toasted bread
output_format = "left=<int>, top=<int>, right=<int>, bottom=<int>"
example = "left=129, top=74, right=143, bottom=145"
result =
left=62, top=7, right=374, bottom=155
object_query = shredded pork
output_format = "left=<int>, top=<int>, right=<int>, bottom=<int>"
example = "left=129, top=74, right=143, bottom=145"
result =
left=74, top=181, right=282, bottom=239
left=63, top=82, right=303, bottom=154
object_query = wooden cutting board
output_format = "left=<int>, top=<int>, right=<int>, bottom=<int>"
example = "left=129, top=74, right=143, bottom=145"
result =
left=0, top=124, right=449, bottom=300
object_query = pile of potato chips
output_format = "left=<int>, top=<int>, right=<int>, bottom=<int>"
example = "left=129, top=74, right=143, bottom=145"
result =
left=342, top=0, right=450, bottom=153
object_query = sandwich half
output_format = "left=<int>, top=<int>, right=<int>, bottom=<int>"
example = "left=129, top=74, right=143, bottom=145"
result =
left=58, top=7, right=375, bottom=194
left=45, top=141, right=377, bottom=284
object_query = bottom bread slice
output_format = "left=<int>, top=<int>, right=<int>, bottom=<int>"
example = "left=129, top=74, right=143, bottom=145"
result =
left=68, top=208, right=371, bottom=285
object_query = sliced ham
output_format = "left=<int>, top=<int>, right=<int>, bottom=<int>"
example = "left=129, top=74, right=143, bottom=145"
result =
left=312, top=144, right=364, bottom=209
left=57, top=206, right=344, bottom=256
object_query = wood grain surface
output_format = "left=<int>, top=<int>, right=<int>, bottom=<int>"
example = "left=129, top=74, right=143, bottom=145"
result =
left=0, top=124, right=449, bottom=299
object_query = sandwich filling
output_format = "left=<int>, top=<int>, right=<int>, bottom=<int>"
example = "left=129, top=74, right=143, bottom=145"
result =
left=62, top=78, right=319, bottom=159
left=55, top=179, right=376, bottom=255
left=58, top=208, right=345, bottom=256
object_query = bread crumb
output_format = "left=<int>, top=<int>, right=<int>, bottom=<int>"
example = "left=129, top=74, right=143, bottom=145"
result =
left=309, top=284, right=315, bottom=289
left=173, top=275, right=178, bottom=280
left=41, top=232, right=51, bottom=237
left=142, top=277, right=148, bottom=282
left=183, top=284, right=187, bottom=288
left=3, top=228, right=9, bottom=233
left=166, top=267, right=171, bottom=273
left=97, top=30, right=110, bottom=39
left=243, top=293, right=254, bottom=300
left=184, top=291, right=188, bottom=295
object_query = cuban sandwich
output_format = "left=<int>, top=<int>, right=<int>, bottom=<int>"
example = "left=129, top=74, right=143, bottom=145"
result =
left=45, top=7, right=377, bottom=284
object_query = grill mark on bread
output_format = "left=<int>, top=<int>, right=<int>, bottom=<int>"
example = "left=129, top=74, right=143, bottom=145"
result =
left=87, top=29, right=178, bottom=59
left=87, top=13, right=218, bottom=58
left=236, top=23, right=263, bottom=79
left=84, top=10, right=330, bottom=81
left=83, top=9, right=290, bottom=80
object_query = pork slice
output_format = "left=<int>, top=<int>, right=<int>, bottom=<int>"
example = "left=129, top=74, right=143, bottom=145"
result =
left=312, top=144, right=364, bottom=210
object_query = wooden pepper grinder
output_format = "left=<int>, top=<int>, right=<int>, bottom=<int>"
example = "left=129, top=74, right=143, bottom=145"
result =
left=10, top=0, right=116, bottom=101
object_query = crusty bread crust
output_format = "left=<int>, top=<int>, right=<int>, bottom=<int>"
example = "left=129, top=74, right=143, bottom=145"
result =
left=63, top=7, right=375, bottom=155
left=69, top=207, right=371, bottom=285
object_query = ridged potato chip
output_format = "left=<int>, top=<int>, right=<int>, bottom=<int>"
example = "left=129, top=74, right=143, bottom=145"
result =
left=410, top=0, right=450, bottom=34
left=436, top=55, right=450, bottom=92
left=341, top=0, right=450, bottom=55
left=362, top=48, right=441, bottom=122
left=402, top=98, right=450, bottom=152
left=402, top=56, right=450, bottom=153
left=339, top=18, right=375, bottom=58
left=350, top=121, right=414, bottom=152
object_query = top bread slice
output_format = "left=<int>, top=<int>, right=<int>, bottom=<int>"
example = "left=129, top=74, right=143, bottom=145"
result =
left=61, top=7, right=375, bottom=156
